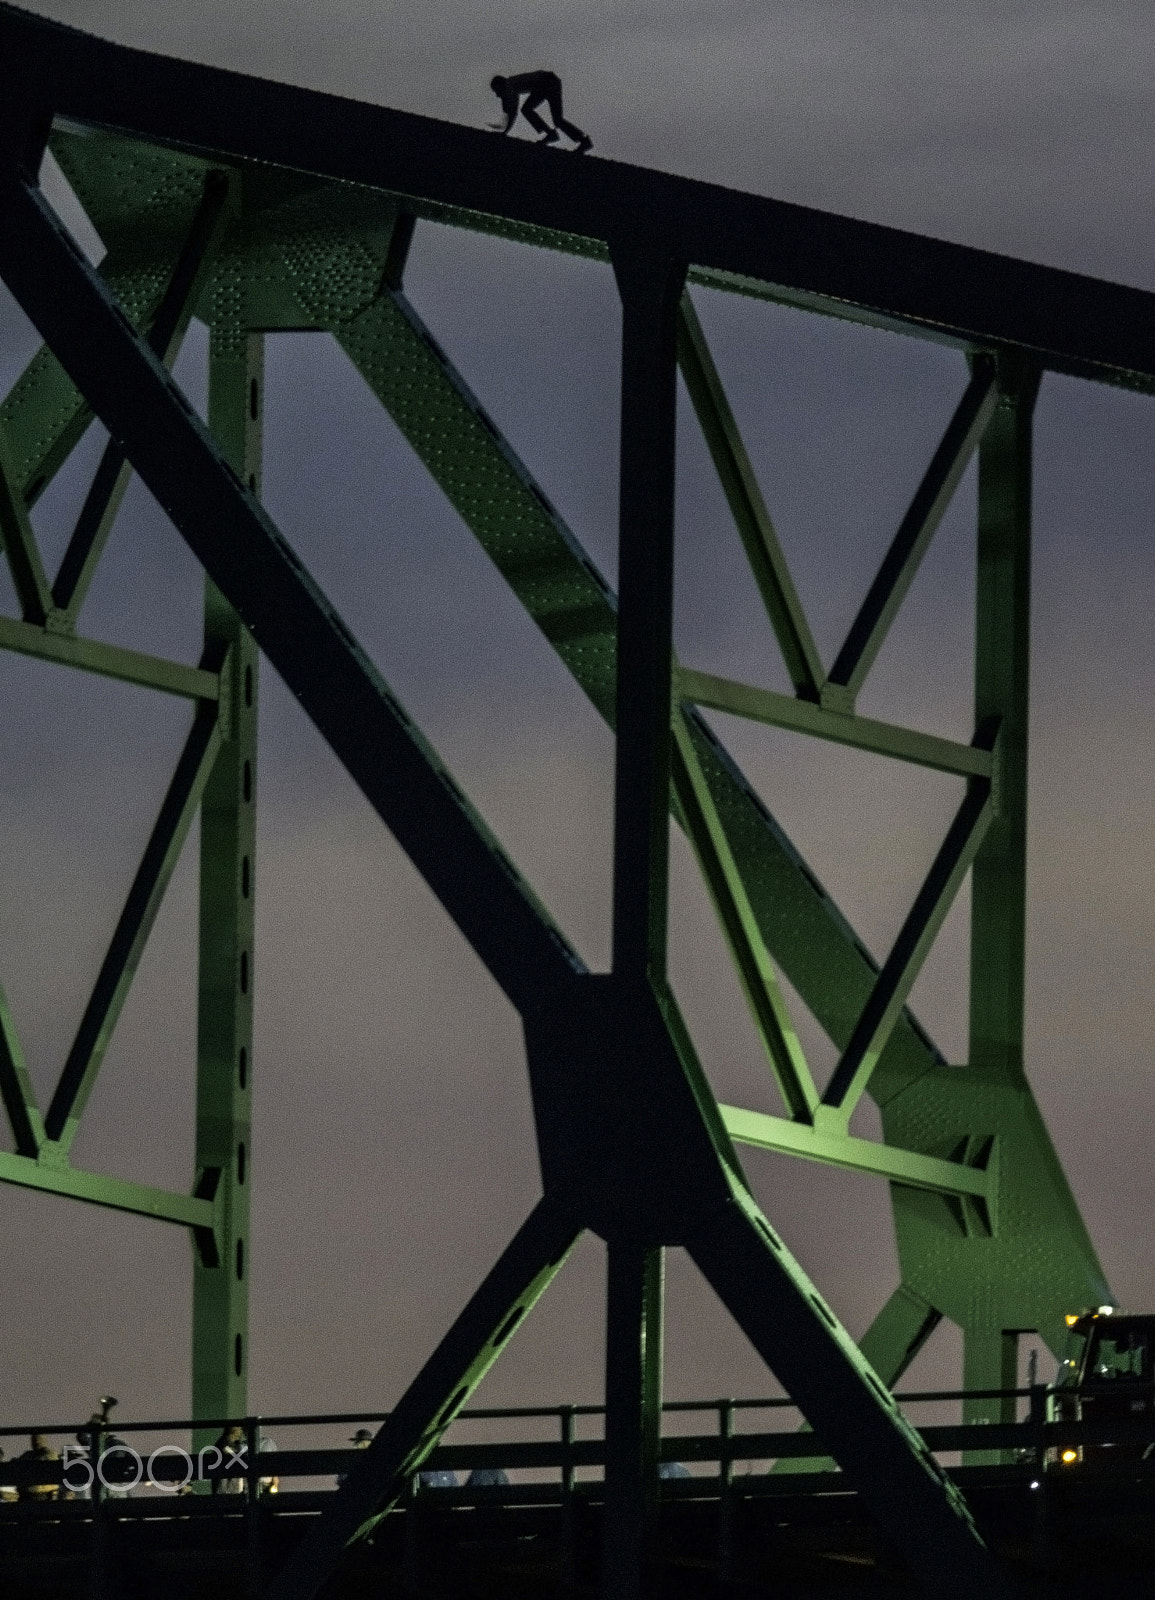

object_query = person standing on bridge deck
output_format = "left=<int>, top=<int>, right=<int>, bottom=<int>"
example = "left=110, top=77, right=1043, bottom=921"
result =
left=489, top=71, right=592, bottom=153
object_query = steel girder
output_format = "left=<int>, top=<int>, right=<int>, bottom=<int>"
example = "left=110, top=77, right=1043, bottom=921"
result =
left=0, top=2, right=1144, bottom=1593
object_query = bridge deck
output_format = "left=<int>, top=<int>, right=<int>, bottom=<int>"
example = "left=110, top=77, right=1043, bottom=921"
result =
left=2, top=1465, right=1155, bottom=1598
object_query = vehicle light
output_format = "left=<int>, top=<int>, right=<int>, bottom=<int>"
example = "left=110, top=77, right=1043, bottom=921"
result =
left=1097, top=1305, right=1116, bottom=1315
left=1065, top=1315, right=1079, bottom=1326
left=1061, top=1450, right=1078, bottom=1464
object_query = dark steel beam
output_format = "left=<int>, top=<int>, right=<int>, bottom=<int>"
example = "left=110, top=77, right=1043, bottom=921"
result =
left=610, top=241, right=685, bottom=982
left=687, top=1199, right=1015, bottom=1600
left=603, top=1242, right=664, bottom=1600
left=4, top=2, right=1155, bottom=388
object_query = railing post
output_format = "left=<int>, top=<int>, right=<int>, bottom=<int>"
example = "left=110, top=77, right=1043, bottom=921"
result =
left=402, top=1473, right=420, bottom=1596
left=716, top=1400, right=735, bottom=1584
left=560, top=1405, right=577, bottom=1587
left=1028, top=1382, right=1052, bottom=1567
left=245, top=1416, right=261, bottom=1595
left=89, top=1424, right=106, bottom=1600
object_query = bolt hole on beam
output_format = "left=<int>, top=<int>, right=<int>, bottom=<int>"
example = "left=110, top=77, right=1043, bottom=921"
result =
left=239, top=950, right=249, bottom=993
left=249, top=379, right=259, bottom=421
left=241, top=856, right=250, bottom=899
left=234, top=1334, right=243, bottom=1377
left=242, top=759, right=252, bottom=801
left=492, top=1306, right=525, bottom=1348
left=238, top=1047, right=247, bottom=1090
left=236, top=1238, right=244, bottom=1281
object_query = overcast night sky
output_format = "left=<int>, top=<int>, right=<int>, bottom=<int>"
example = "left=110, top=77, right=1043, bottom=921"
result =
left=1, top=0, right=1155, bottom=1440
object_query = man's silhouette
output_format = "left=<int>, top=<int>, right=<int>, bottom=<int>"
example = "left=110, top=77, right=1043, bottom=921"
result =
left=489, top=71, right=592, bottom=153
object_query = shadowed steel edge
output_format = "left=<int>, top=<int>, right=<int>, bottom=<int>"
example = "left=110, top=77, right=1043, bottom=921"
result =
left=0, top=2, right=1141, bottom=1594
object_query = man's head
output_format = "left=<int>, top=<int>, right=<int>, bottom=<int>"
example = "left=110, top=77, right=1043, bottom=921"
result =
left=490, top=75, right=508, bottom=96
left=29, top=1433, right=47, bottom=1450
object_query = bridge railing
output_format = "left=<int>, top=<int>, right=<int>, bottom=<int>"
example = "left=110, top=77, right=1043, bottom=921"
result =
left=0, top=1382, right=1150, bottom=1500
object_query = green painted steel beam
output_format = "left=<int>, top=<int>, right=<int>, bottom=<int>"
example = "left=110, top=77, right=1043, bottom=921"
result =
left=820, top=759, right=997, bottom=1125
left=0, top=613, right=222, bottom=699
left=0, top=976, right=45, bottom=1156
left=53, top=166, right=232, bottom=622
left=826, top=360, right=999, bottom=704
left=192, top=325, right=260, bottom=1433
left=676, top=666, right=996, bottom=779
left=270, top=1200, right=581, bottom=1598
left=969, top=360, right=1038, bottom=1085
left=0, top=254, right=191, bottom=509
left=0, top=1147, right=216, bottom=1232
left=46, top=696, right=224, bottom=1149
left=675, top=293, right=824, bottom=700
left=0, top=416, right=54, bottom=623
left=720, top=1104, right=993, bottom=1203
left=671, top=711, right=818, bottom=1120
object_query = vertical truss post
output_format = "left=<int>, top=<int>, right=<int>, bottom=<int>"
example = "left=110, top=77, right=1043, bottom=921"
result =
left=604, top=238, right=685, bottom=1599
left=192, top=327, right=262, bottom=1435
left=968, top=356, right=1039, bottom=1083
left=963, top=1327, right=1019, bottom=1465
left=603, top=1244, right=664, bottom=1600
left=609, top=241, right=686, bottom=983
left=963, top=356, right=1039, bottom=1444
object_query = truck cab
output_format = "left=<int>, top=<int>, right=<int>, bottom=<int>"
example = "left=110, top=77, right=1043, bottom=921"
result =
left=1050, top=1309, right=1155, bottom=1466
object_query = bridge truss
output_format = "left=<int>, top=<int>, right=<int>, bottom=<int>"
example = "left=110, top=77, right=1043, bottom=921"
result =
left=0, top=1, right=1146, bottom=1594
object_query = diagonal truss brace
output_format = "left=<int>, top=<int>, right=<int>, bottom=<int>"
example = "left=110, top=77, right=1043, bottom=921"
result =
left=45, top=682, right=227, bottom=1150
left=268, top=1199, right=581, bottom=1600
left=52, top=166, right=231, bottom=622
left=818, top=723, right=1001, bottom=1126
left=0, top=975, right=44, bottom=1154
left=671, top=707, right=818, bottom=1119
left=676, top=293, right=824, bottom=699
left=0, top=411, right=52, bottom=622
left=825, top=357, right=999, bottom=707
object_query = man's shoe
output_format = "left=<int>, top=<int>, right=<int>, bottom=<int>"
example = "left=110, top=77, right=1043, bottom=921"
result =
left=572, top=134, right=593, bottom=154
left=538, top=128, right=560, bottom=144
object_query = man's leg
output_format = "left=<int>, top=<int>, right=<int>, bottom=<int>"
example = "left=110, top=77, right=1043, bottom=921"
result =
left=520, top=95, right=557, bottom=140
left=545, top=86, right=591, bottom=150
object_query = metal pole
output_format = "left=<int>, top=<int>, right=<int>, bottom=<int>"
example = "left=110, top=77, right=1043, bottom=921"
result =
left=246, top=1415, right=261, bottom=1596
left=603, top=1242, right=664, bottom=1600
left=602, top=236, right=684, bottom=1600
left=716, top=1399, right=735, bottom=1584
left=192, top=322, right=261, bottom=1445
left=560, top=1404, right=576, bottom=1587
left=968, top=354, right=1040, bottom=1082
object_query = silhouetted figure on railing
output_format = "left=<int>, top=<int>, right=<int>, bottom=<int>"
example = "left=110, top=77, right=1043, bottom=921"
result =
left=489, top=72, right=592, bottom=153
left=336, top=1427, right=373, bottom=1489
left=18, top=1434, right=59, bottom=1501
left=212, top=1424, right=246, bottom=1496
